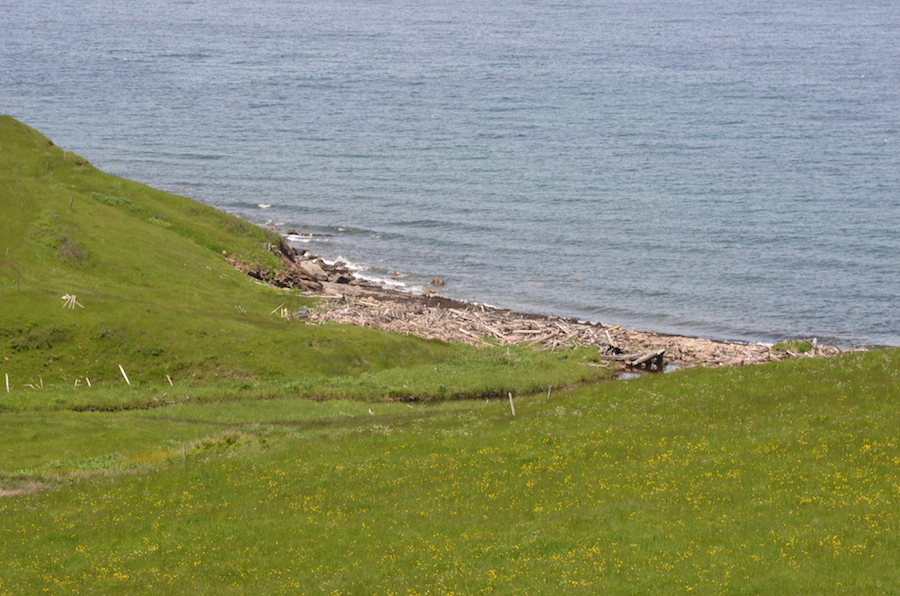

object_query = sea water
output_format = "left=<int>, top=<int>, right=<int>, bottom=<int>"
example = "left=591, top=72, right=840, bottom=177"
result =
left=4, top=0, right=899, bottom=346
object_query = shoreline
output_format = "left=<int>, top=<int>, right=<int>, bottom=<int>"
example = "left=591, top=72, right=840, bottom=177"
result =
left=234, top=238, right=850, bottom=370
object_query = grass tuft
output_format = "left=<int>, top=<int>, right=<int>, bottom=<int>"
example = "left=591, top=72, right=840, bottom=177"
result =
left=773, top=338, right=813, bottom=353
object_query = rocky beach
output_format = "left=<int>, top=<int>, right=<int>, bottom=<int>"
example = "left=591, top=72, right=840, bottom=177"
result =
left=227, top=237, right=848, bottom=372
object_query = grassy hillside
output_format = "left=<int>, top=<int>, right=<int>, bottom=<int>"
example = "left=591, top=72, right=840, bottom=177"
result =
left=0, top=116, right=608, bottom=399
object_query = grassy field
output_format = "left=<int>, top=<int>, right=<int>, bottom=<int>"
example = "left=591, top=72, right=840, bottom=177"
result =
left=1, top=349, right=898, bottom=594
left=2, top=117, right=898, bottom=594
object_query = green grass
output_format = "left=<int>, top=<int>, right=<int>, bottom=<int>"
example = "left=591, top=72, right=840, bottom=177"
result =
left=1, top=349, right=898, bottom=594
left=773, top=339, right=813, bottom=354
left=3, top=116, right=898, bottom=594
left=0, top=343, right=607, bottom=413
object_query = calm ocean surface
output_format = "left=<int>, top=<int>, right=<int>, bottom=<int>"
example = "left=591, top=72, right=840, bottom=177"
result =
left=4, top=0, right=899, bottom=346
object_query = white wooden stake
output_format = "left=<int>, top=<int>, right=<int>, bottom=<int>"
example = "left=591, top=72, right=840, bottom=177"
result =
left=167, top=374, right=173, bottom=387
left=118, top=364, right=131, bottom=386
left=5, top=373, right=8, bottom=393
left=61, top=294, right=84, bottom=309
left=86, top=377, right=91, bottom=387
left=508, top=392, right=516, bottom=417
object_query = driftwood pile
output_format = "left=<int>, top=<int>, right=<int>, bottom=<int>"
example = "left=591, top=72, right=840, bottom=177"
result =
left=229, top=243, right=846, bottom=371
left=298, top=282, right=842, bottom=370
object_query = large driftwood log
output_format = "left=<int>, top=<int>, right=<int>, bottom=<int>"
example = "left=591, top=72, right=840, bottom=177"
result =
left=628, top=349, right=666, bottom=370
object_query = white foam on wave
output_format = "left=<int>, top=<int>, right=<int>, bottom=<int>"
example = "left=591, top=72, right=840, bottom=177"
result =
left=307, top=254, right=363, bottom=271
left=288, top=244, right=429, bottom=295
left=323, top=256, right=433, bottom=294
left=473, top=301, right=502, bottom=311
left=354, top=272, right=408, bottom=289
left=285, top=234, right=331, bottom=244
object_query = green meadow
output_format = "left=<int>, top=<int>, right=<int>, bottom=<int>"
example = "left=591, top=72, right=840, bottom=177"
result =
left=1, top=117, right=898, bottom=594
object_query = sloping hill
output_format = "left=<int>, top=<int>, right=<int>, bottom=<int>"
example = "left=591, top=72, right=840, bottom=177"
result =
left=1, top=117, right=609, bottom=404
left=0, top=117, right=459, bottom=386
